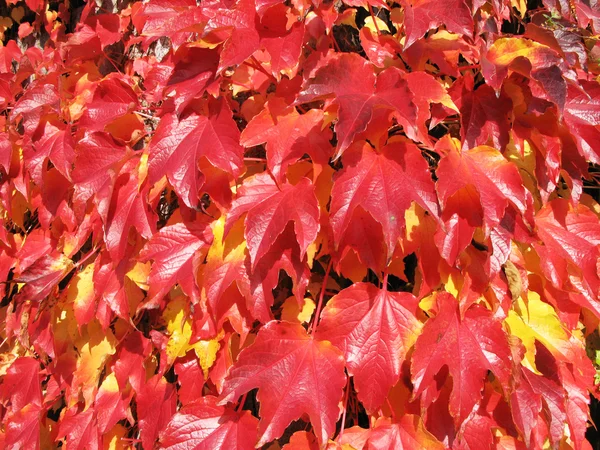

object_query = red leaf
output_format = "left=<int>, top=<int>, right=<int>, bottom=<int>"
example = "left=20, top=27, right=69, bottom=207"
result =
left=133, top=0, right=204, bottom=38
left=95, top=375, right=130, bottom=434
left=299, top=54, right=416, bottom=157
left=317, top=283, right=422, bottom=412
left=435, top=136, right=532, bottom=229
left=72, top=131, right=130, bottom=205
left=139, top=221, right=213, bottom=306
left=148, top=101, right=244, bottom=209
left=5, top=404, right=42, bottom=450
left=164, top=46, right=219, bottom=115
left=12, top=81, right=59, bottom=134
left=240, top=97, right=332, bottom=182
left=401, top=0, right=473, bottom=49
left=220, top=321, right=346, bottom=446
left=160, top=396, right=258, bottom=450
left=78, top=76, right=138, bottom=131
left=434, top=213, right=475, bottom=266
left=226, top=173, right=320, bottom=268
left=113, top=331, right=153, bottom=394
left=57, top=406, right=100, bottom=450
left=458, top=82, right=512, bottom=151
left=174, top=356, right=205, bottom=406
left=137, top=375, right=177, bottom=450
left=564, top=80, right=600, bottom=164
left=261, top=21, right=305, bottom=78
left=27, top=119, right=75, bottom=185
left=102, top=159, right=155, bottom=261
left=204, top=0, right=261, bottom=72
left=247, top=223, right=311, bottom=323
left=330, top=140, right=439, bottom=262
left=535, top=199, right=600, bottom=306
left=365, top=416, right=445, bottom=450
left=1, top=357, right=42, bottom=411
left=411, top=293, right=512, bottom=426
left=15, top=252, right=73, bottom=303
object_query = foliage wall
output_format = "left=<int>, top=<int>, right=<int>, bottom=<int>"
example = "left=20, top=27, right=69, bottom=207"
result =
left=1, top=0, right=600, bottom=448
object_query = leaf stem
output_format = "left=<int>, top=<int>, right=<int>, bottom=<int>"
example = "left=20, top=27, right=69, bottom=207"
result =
left=236, top=392, right=248, bottom=412
left=386, top=397, right=397, bottom=421
left=309, top=259, right=333, bottom=335
left=338, top=376, right=350, bottom=442
left=368, top=5, right=381, bottom=35
left=134, top=110, right=155, bottom=120
left=244, top=157, right=267, bottom=163
left=248, top=56, right=276, bottom=81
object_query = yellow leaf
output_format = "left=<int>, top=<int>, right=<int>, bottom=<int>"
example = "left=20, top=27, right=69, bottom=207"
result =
left=103, top=423, right=129, bottom=450
left=281, top=297, right=316, bottom=324
left=502, top=260, right=522, bottom=301
left=207, top=216, right=247, bottom=264
left=192, top=333, right=223, bottom=379
left=505, top=291, right=576, bottom=372
left=53, top=301, right=79, bottom=349
left=126, top=261, right=151, bottom=291
left=487, top=38, right=557, bottom=69
left=363, top=16, right=390, bottom=33
left=67, top=263, right=95, bottom=328
left=511, top=0, right=527, bottom=16
left=73, top=321, right=117, bottom=407
left=99, top=372, right=120, bottom=393
left=163, top=297, right=193, bottom=362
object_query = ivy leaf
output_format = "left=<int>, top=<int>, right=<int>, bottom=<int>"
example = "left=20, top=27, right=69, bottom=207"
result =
left=330, top=139, right=439, bottom=263
left=137, top=375, right=177, bottom=450
left=102, top=158, right=155, bottom=261
left=401, top=0, right=473, bottom=49
left=299, top=54, right=416, bottom=158
left=483, top=37, right=565, bottom=107
left=564, top=80, right=600, bottom=163
left=72, top=131, right=130, bottom=205
left=78, top=76, right=138, bottom=132
left=366, top=416, right=445, bottom=450
left=148, top=100, right=244, bottom=209
left=316, top=283, right=422, bottom=413
left=240, top=97, right=332, bottom=183
left=139, top=221, right=213, bottom=307
left=219, top=321, right=346, bottom=447
left=411, top=292, right=512, bottom=427
left=435, top=137, right=532, bottom=229
left=204, top=0, right=260, bottom=72
left=160, top=396, right=258, bottom=450
left=226, top=173, right=320, bottom=268
left=56, top=407, right=100, bottom=450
